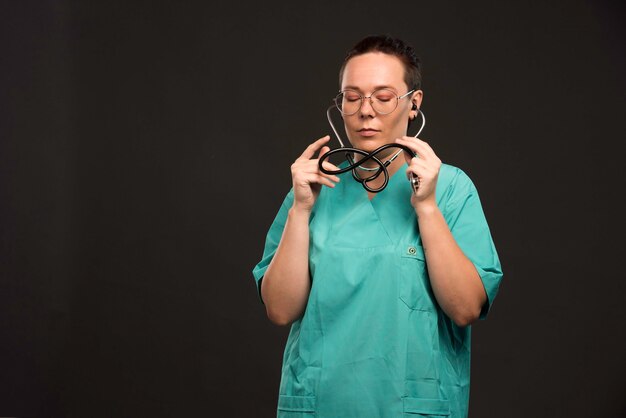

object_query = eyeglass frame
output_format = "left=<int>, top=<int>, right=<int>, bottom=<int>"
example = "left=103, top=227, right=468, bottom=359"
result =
left=334, top=88, right=416, bottom=116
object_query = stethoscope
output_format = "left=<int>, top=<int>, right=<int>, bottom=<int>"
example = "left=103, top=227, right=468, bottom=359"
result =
left=318, top=105, right=426, bottom=194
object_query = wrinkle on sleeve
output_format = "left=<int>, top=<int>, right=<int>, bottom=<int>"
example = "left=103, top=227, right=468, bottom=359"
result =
left=441, top=168, right=503, bottom=319
left=252, top=189, right=295, bottom=304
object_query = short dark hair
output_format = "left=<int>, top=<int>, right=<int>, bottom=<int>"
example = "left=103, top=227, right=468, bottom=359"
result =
left=338, top=35, right=422, bottom=91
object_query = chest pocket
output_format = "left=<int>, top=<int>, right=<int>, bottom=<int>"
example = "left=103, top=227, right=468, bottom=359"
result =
left=399, top=243, right=435, bottom=311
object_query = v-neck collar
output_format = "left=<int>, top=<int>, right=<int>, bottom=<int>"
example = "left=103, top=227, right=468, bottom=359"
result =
left=370, top=163, right=418, bottom=243
left=341, top=162, right=417, bottom=245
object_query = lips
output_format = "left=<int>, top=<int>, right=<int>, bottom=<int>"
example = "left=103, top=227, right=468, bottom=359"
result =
left=357, top=128, right=380, bottom=137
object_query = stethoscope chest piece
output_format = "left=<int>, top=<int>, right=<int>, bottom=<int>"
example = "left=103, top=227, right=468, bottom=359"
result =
left=410, top=174, right=420, bottom=194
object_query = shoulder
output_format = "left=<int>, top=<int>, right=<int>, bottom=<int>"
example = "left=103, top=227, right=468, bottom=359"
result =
left=436, top=163, right=491, bottom=227
left=436, top=163, right=477, bottom=199
left=265, top=188, right=295, bottom=230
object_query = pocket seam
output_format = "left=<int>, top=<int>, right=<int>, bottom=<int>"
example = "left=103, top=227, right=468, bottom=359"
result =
left=398, top=248, right=433, bottom=311
left=403, top=396, right=451, bottom=415
left=277, top=395, right=316, bottom=412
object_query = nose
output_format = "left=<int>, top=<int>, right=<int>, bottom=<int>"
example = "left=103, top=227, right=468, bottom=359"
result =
left=359, top=96, right=376, bottom=118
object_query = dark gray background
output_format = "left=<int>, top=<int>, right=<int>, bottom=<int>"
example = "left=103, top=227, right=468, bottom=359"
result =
left=1, top=1, right=624, bottom=417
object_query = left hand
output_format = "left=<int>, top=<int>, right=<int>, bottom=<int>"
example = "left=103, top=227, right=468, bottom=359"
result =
left=395, top=136, right=441, bottom=209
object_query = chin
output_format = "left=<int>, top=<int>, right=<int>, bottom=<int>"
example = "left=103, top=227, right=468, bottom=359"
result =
left=349, top=138, right=389, bottom=152
left=362, top=142, right=385, bottom=153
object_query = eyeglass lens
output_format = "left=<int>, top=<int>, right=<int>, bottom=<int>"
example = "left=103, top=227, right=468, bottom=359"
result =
left=335, top=89, right=399, bottom=115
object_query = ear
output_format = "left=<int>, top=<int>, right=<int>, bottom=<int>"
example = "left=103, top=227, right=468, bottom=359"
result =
left=411, top=90, right=424, bottom=111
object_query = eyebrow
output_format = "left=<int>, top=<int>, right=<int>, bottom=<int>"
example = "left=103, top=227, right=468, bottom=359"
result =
left=342, top=85, right=398, bottom=92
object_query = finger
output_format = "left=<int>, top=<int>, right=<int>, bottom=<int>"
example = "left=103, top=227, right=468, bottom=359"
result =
left=313, top=162, right=340, bottom=182
left=395, top=138, right=421, bottom=163
left=405, top=166, right=427, bottom=182
left=395, top=136, right=418, bottom=153
left=299, top=135, right=331, bottom=160
left=407, top=158, right=428, bottom=172
left=400, top=136, right=437, bottom=159
left=320, top=160, right=341, bottom=173
left=313, top=174, right=337, bottom=189
left=318, top=170, right=341, bottom=183
left=297, top=168, right=339, bottom=185
left=396, top=137, right=434, bottom=163
left=296, top=159, right=339, bottom=176
left=406, top=163, right=419, bottom=180
left=317, top=145, right=330, bottom=158
left=402, top=149, right=414, bottom=164
left=322, top=172, right=340, bottom=183
left=405, top=159, right=430, bottom=179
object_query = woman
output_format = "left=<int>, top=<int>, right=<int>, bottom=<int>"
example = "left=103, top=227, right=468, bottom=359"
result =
left=253, top=35, right=503, bottom=418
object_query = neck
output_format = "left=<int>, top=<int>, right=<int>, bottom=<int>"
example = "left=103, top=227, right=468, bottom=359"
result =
left=354, top=153, right=406, bottom=193
left=354, top=147, right=402, bottom=170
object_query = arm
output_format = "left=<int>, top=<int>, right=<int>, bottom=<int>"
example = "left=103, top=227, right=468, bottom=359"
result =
left=261, top=206, right=312, bottom=326
left=416, top=204, right=486, bottom=327
left=396, top=136, right=486, bottom=327
left=261, top=136, right=340, bottom=326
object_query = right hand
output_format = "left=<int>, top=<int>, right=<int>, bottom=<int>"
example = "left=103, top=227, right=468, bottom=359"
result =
left=291, top=135, right=340, bottom=212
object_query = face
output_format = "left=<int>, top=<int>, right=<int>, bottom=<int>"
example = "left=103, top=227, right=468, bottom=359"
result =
left=340, top=52, right=422, bottom=154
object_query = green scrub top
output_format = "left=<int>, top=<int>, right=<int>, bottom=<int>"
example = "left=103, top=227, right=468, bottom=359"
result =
left=253, top=163, right=503, bottom=418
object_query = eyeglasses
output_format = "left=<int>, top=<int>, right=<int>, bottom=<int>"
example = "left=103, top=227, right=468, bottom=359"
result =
left=334, top=88, right=415, bottom=116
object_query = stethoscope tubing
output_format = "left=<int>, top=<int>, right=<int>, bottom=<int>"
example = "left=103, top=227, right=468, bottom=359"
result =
left=318, top=143, right=417, bottom=193
left=320, top=105, right=425, bottom=193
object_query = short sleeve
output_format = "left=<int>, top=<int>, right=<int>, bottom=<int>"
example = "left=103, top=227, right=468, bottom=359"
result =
left=439, top=167, right=503, bottom=319
left=252, top=189, right=295, bottom=304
